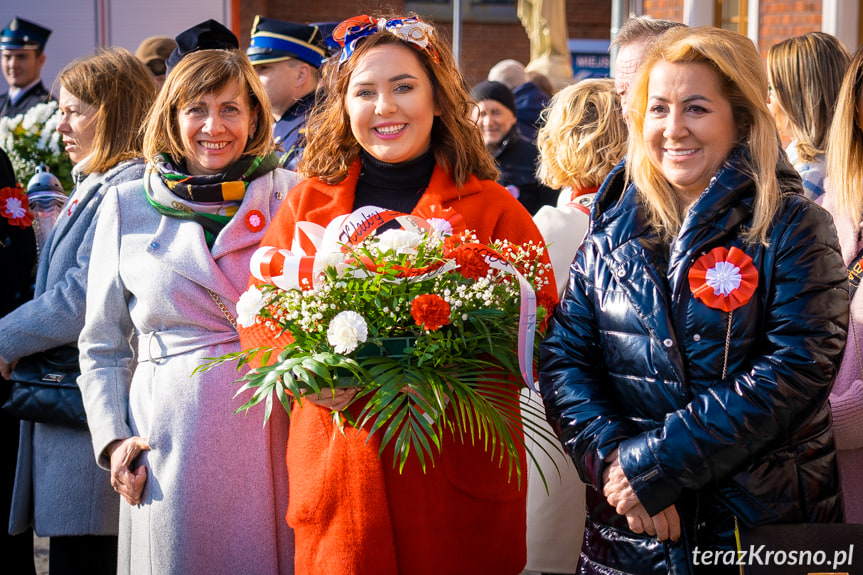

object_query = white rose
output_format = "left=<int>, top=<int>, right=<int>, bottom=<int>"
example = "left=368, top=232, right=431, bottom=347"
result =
left=376, top=229, right=422, bottom=255
left=236, top=286, right=266, bottom=328
left=326, top=310, right=368, bottom=354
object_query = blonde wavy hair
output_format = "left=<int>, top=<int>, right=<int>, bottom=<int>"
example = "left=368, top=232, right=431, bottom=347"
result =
left=626, top=26, right=781, bottom=245
left=536, top=78, right=627, bottom=190
left=767, top=32, right=849, bottom=163
left=826, top=44, right=863, bottom=223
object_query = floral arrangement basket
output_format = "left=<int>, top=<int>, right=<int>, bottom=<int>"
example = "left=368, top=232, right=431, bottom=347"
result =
left=0, top=101, right=74, bottom=192
left=200, top=205, right=560, bottom=479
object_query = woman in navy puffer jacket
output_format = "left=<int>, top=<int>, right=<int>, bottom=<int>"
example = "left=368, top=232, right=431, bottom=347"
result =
left=539, top=27, right=847, bottom=574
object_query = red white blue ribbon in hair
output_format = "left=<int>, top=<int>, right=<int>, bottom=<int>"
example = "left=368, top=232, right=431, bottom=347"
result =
left=332, top=15, right=440, bottom=65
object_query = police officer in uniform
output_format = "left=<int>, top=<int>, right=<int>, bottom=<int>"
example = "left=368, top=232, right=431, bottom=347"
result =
left=0, top=17, right=52, bottom=118
left=247, top=16, right=327, bottom=170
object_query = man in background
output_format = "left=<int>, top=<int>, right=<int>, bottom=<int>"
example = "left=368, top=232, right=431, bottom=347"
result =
left=611, top=17, right=685, bottom=118
left=472, top=80, right=556, bottom=215
left=488, top=58, right=549, bottom=143
left=135, top=36, right=177, bottom=91
left=0, top=17, right=52, bottom=118
left=247, top=16, right=327, bottom=170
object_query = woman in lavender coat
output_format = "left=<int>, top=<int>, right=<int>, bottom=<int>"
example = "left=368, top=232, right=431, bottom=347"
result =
left=77, top=49, right=295, bottom=574
left=822, top=44, right=863, bottom=524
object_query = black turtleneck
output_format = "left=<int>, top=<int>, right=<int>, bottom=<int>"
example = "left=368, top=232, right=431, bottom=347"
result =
left=352, top=149, right=436, bottom=215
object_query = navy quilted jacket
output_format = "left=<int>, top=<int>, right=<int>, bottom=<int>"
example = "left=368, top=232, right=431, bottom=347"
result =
left=539, top=150, right=847, bottom=574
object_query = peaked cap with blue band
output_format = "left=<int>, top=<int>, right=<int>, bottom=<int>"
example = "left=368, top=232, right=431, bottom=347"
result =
left=1, top=17, right=51, bottom=51
left=247, top=16, right=327, bottom=68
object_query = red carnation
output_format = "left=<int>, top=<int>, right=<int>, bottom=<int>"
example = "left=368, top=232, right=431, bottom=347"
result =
left=410, top=294, right=451, bottom=331
left=451, top=246, right=489, bottom=280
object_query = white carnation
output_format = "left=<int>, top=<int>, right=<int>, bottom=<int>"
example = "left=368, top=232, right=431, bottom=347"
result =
left=29, top=102, right=56, bottom=126
left=236, top=286, right=266, bottom=328
left=6, top=115, right=21, bottom=132
left=326, top=310, right=368, bottom=354
left=48, top=131, right=61, bottom=154
left=38, top=112, right=61, bottom=150
left=314, top=249, right=348, bottom=277
left=21, top=107, right=39, bottom=132
left=376, top=228, right=422, bottom=255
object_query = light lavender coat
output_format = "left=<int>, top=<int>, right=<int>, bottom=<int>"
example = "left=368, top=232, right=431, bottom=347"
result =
left=821, top=184, right=863, bottom=524
left=0, top=158, right=144, bottom=536
left=78, top=167, right=297, bottom=574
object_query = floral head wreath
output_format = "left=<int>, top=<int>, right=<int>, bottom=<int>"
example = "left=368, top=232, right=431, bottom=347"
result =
left=333, top=15, right=440, bottom=66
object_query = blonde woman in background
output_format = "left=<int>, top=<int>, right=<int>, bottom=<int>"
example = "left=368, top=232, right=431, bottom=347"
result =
left=533, top=78, right=627, bottom=294
left=526, top=78, right=627, bottom=575
left=767, top=31, right=849, bottom=203
left=821, top=43, right=863, bottom=524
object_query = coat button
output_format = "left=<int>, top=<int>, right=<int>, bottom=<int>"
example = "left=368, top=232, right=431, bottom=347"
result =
left=149, top=241, right=159, bottom=250
left=663, top=338, right=673, bottom=348
left=693, top=334, right=701, bottom=342
left=616, top=269, right=626, bottom=277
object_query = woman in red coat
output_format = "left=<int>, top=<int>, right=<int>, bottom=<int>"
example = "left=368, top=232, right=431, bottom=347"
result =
left=240, top=14, right=556, bottom=575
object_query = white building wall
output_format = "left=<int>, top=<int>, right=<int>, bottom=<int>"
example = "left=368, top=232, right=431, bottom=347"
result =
left=823, top=0, right=859, bottom=52
left=0, top=0, right=232, bottom=94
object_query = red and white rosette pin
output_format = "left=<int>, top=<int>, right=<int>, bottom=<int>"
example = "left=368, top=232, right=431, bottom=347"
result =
left=688, top=246, right=757, bottom=312
left=415, top=204, right=465, bottom=237
left=0, top=186, right=32, bottom=228
left=245, top=210, right=265, bottom=233
left=688, top=246, right=758, bottom=379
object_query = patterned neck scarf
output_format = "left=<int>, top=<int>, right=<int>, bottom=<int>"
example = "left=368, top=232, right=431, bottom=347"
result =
left=144, top=152, right=278, bottom=248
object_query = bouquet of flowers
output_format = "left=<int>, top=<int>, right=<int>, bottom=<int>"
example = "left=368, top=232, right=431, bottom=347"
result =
left=202, top=205, right=559, bottom=478
left=0, top=101, right=74, bottom=193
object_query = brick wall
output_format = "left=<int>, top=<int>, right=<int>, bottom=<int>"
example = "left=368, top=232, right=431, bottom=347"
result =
left=242, top=0, right=834, bottom=67
left=642, top=0, right=684, bottom=22
left=438, top=21, right=531, bottom=86
left=634, top=0, right=825, bottom=58
left=759, top=0, right=822, bottom=55
left=568, top=0, right=613, bottom=39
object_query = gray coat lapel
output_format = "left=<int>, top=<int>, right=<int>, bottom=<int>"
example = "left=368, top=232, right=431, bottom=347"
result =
left=147, top=169, right=288, bottom=302
left=146, top=212, right=237, bottom=301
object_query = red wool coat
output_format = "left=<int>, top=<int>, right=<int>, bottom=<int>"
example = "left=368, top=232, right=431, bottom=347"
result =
left=240, top=160, right=557, bottom=575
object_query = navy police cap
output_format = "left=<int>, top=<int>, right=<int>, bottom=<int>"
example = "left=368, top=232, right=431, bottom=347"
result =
left=247, top=16, right=326, bottom=68
left=1, top=17, right=51, bottom=51
left=165, top=19, right=239, bottom=76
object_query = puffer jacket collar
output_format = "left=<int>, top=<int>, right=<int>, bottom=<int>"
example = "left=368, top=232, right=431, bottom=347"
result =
left=587, top=149, right=760, bottom=389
